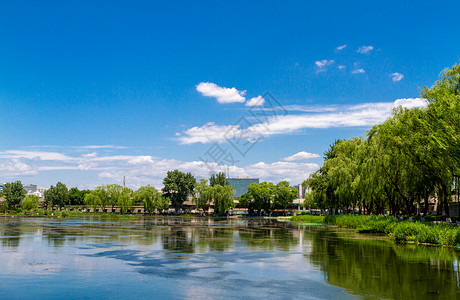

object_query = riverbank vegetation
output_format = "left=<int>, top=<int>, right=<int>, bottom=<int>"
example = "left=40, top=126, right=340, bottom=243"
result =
left=303, top=63, right=460, bottom=217
left=1, top=171, right=298, bottom=217
left=290, top=214, right=460, bottom=247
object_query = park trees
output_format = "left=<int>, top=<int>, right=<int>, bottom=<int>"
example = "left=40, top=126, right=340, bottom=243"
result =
left=3, top=181, right=27, bottom=210
left=194, top=179, right=213, bottom=212
left=162, top=170, right=196, bottom=212
left=273, top=181, right=298, bottom=210
left=134, top=185, right=167, bottom=214
left=303, top=63, right=460, bottom=216
left=195, top=177, right=235, bottom=214
left=84, top=191, right=102, bottom=210
left=210, top=172, right=229, bottom=187
left=117, top=188, right=133, bottom=214
left=241, top=181, right=296, bottom=214
left=69, top=188, right=90, bottom=205
left=212, top=184, right=235, bottom=214
left=20, top=195, right=40, bottom=210
left=241, top=182, right=276, bottom=214
left=44, top=182, right=69, bottom=209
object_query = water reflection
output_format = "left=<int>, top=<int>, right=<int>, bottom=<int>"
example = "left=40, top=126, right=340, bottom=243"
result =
left=0, top=217, right=460, bottom=299
left=306, top=227, right=460, bottom=299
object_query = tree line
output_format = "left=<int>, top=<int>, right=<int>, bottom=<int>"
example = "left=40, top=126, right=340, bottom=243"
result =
left=303, top=63, right=460, bottom=216
left=1, top=171, right=299, bottom=215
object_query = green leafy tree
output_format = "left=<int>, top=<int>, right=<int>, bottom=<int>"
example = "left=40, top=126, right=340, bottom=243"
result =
left=84, top=191, right=102, bottom=210
left=210, top=172, right=229, bottom=187
left=106, top=184, right=124, bottom=210
left=162, top=170, right=196, bottom=212
left=134, top=185, right=167, bottom=214
left=302, top=63, right=460, bottom=217
left=245, top=182, right=276, bottom=214
left=3, top=181, right=27, bottom=210
left=213, top=184, right=235, bottom=214
left=273, top=181, right=297, bottom=209
left=194, top=179, right=213, bottom=211
left=69, top=188, right=90, bottom=205
left=44, top=182, right=69, bottom=209
left=20, top=195, right=40, bottom=210
left=117, top=188, right=133, bottom=214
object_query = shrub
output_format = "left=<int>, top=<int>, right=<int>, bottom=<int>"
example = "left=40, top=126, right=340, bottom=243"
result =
left=393, top=222, right=424, bottom=243
left=357, top=217, right=397, bottom=234
left=415, top=225, right=440, bottom=245
left=331, top=215, right=371, bottom=229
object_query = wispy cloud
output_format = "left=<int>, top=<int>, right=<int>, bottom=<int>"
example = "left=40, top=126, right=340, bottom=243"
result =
left=29, top=145, right=129, bottom=150
left=336, top=44, right=347, bottom=51
left=196, top=82, right=246, bottom=104
left=177, top=98, right=428, bottom=145
left=351, top=68, right=365, bottom=74
left=390, top=72, right=404, bottom=82
left=357, top=45, right=374, bottom=54
left=77, top=145, right=128, bottom=150
left=338, top=65, right=346, bottom=69
left=283, top=151, right=320, bottom=161
left=0, top=149, right=319, bottom=187
left=246, top=96, right=265, bottom=107
left=315, top=59, right=334, bottom=72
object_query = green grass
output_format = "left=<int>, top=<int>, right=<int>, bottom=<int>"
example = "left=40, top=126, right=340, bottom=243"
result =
left=290, top=215, right=326, bottom=224
left=0, top=209, right=139, bottom=219
left=325, top=214, right=371, bottom=228
left=290, top=214, right=460, bottom=247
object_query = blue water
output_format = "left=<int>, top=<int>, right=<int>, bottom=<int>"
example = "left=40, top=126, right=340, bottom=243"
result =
left=0, top=217, right=459, bottom=299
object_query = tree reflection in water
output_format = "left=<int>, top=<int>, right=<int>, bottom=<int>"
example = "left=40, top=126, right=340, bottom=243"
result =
left=305, top=227, right=460, bottom=299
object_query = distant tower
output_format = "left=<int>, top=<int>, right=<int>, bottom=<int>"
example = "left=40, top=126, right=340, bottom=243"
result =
left=123, top=176, right=126, bottom=188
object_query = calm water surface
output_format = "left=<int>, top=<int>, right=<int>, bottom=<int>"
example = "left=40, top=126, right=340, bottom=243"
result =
left=0, top=217, right=459, bottom=299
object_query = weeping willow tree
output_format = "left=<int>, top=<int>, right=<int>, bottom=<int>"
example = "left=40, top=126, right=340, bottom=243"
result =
left=304, top=63, right=460, bottom=216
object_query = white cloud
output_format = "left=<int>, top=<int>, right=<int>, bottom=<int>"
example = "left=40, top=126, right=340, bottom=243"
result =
left=390, top=72, right=404, bottom=82
left=177, top=122, right=234, bottom=144
left=393, top=98, right=428, bottom=109
left=283, top=151, right=320, bottom=161
left=0, top=147, right=320, bottom=187
left=352, top=68, right=365, bottom=74
left=357, top=45, right=374, bottom=54
left=336, top=44, right=347, bottom=51
left=338, top=65, right=346, bottom=69
left=246, top=96, right=265, bottom=107
left=0, top=150, right=76, bottom=162
left=177, top=98, right=428, bottom=145
left=0, top=159, right=37, bottom=176
left=315, top=59, right=334, bottom=72
left=196, top=82, right=246, bottom=104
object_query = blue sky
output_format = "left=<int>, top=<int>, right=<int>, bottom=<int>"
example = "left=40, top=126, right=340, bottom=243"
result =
left=0, top=0, right=459, bottom=189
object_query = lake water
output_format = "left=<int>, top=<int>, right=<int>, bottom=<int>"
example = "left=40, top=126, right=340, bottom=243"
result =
left=0, top=217, right=459, bottom=299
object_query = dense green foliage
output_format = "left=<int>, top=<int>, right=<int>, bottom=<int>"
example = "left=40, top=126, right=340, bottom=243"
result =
left=44, top=182, right=69, bottom=208
left=84, top=184, right=133, bottom=212
left=194, top=178, right=235, bottom=214
left=304, top=63, right=460, bottom=216
left=163, top=170, right=197, bottom=212
left=133, top=185, right=167, bottom=214
left=68, top=188, right=90, bottom=205
left=2, top=181, right=27, bottom=210
left=296, top=214, right=460, bottom=247
left=209, top=172, right=229, bottom=187
left=20, top=195, right=40, bottom=210
left=240, top=181, right=297, bottom=214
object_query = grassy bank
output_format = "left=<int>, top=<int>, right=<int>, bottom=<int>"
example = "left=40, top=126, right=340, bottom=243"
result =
left=290, top=214, right=460, bottom=247
left=1, top=209, right=139, bottom=219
